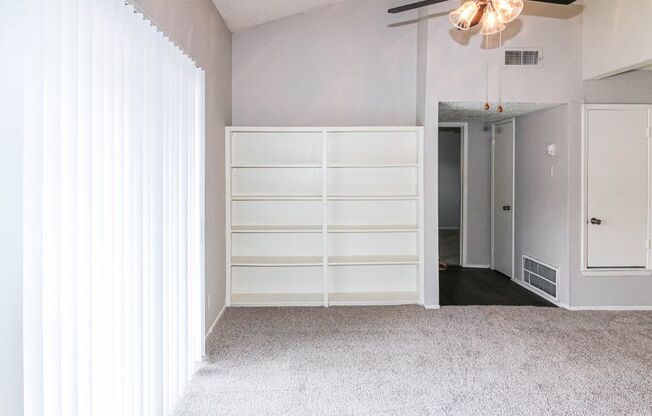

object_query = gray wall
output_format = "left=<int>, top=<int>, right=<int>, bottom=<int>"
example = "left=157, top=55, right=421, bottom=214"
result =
left=583, top=70, right=652, bottom=104
left=438, top=128, right=461, bottom=229
left=514, top=106, right=570, bottom=305
left=465, top=122, right=492, bottom=267
left=0, top=3, right=24, bottom=414
left=134, top=0, right=232, bottom=331
left=232, top=0, right=417, bottom=126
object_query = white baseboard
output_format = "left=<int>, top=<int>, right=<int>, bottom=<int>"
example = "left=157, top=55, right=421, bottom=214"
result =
left=205, top=304, right=226, bottom=338
left=463, top=264, right=491, bottom=269
left=424, top=304, right=441, bottom=310
left=566, top=305, right=652, bottom=311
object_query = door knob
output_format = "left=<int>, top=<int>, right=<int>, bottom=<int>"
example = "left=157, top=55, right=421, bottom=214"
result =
left=502, top=205, right=511, bottom=211
left=590, top=218, right=602, bottom=225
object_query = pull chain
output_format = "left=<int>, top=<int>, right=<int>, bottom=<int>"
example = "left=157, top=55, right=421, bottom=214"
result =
left=484, top=33, right=490, bottom=111
left=497, top=29, right=504, bottom=113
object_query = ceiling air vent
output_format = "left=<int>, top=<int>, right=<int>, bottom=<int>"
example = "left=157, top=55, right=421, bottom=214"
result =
left=504, top=48, right=542, bottom=67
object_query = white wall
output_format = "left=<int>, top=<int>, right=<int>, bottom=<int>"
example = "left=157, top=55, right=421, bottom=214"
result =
left=582, top=0, right=652, bottom=79
left=438, top=128, right=461, bottom=229
left=134, top=0, right=232, bottom=332
left=514, top=106, right=570, bottom=305
left=232, top=0, right=417, bottom=126
left=0, top=2, right=24, bottom=414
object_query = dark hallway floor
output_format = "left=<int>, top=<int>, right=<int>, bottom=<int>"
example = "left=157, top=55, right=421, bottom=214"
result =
left=440, top=266, right=556, bottom=307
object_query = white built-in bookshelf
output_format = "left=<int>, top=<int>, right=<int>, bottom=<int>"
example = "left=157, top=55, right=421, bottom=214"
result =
left=226, top=127, right=425, bottom=307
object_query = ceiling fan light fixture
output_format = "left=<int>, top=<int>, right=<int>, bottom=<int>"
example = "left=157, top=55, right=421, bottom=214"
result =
left=448, top=1, right=480, bottom=31
left=492, top=0, right=524, bottom=23
left=480, top=3, right=506, bottom=35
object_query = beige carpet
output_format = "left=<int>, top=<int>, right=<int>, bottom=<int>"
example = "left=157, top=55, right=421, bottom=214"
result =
left=174, top=306, right=652, bottom=416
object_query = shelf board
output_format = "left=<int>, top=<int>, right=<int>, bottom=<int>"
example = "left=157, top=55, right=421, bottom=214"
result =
left=231, top=195, right=322, bottom=201
left=328, top=255, right=419, bottom=265
left=327, top=164, right=418, bottom=168
left=231, top=256, right=323, bottom=266
left=231, top=164, right=322, bottom=168
left=328, top=224, right=418, bottom=233
left=329, top=291, right=419, bottom=305
left=232, top=225, right=322, bottom=233
left=232, top=195, right=418, bottom=201
left=328, top=195, right=419, bottom=201
left=231, top=292, right=324, bottom=306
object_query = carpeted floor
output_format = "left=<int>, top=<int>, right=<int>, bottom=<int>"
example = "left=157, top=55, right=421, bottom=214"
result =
left=174, top=306, right=652, bottom=416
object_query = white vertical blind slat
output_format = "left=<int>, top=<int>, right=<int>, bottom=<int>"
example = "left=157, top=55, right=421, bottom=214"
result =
left=19, top=0, right=206, bottom=414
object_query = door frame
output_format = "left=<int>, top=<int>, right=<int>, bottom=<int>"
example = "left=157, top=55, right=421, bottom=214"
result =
left=581, top=104, right=652, bottom=276
left=439, top=122, right=469, bottom=267
left=491, top=119, right=516, bottom=277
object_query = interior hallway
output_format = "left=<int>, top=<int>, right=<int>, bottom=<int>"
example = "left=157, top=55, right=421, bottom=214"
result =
left=440, top=267, right=555, bottom=307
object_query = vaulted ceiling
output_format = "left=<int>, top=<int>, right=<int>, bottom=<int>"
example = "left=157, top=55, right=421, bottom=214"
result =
left=212, top=0, right=346, bottom=32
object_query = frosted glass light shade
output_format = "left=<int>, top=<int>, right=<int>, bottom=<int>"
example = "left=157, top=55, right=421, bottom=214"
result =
left=492, top=0, right=524, bottom=23
left=449, top=1, right=480, bottom=31
left=480, top=5, right=506, bottom=35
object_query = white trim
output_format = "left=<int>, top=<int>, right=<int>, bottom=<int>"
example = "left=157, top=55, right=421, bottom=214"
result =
left=581, top=269, right=652, bottom=277
left=322, top=130, right=329, bottom=307
left=205, top=304, right=227, bottom=338
left=566, top=305, right=652, bottom=311
left=418, top=126, right=426, bottom=305
left=424, top=304, right=441, bottom=310
left=491, top=119, right=516, bottom=277
left=225, top=126, right=423, bottom=133
left=225, top=129, right=232, bottom=307
left=439, top=122, right=469, bottom=267
left=229, top=301, right=420, bottom=307
left=581, top=105, right=652, bottom=272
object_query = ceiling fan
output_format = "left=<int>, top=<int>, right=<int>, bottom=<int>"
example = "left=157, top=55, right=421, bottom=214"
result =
left=389, top=0, right=576, bottom=35
left=388, top=0, right=576, bottom=113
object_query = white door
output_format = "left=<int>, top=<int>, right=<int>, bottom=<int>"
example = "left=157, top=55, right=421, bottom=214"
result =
left=586, top=108, right=650, bottom=268
left=493, top=120, right=515, bottom=277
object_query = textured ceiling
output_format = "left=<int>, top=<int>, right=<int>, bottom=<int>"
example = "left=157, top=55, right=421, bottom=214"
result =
left=439, top=102, right=562, bottom=123
left=212, top=0, right=346, bottom=32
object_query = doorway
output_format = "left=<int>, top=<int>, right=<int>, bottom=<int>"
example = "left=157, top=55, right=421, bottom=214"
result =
left=438, top=123, right=468, bottom=268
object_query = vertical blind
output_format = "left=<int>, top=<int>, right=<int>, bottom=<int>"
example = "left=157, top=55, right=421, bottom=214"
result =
left=19, top=0, right=206, bottom=415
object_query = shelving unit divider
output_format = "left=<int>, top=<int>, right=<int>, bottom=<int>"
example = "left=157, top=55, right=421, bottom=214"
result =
left=322, top=130, right=329, bottom=307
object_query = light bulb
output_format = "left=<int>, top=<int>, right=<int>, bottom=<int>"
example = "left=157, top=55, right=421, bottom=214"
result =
left=449, top=1, right=480, bottom=31
left=492, top=0, right=524, bottom=23
left=480, top=4, right=506, bottom=35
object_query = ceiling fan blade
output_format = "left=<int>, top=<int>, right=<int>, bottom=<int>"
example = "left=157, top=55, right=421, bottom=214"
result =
left=388, top=0, right=577, bottom=14
left=388, top=0, right=449, bottom=14
left=529, top=0, right=576, bottom=4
